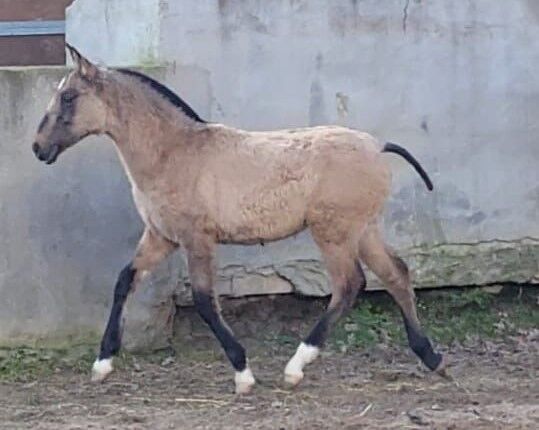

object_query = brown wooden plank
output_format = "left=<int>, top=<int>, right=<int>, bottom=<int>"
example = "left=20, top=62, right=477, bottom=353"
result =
left=0, top=0, right=74, bottom=21
left=0, top=35, right=65, bottom=66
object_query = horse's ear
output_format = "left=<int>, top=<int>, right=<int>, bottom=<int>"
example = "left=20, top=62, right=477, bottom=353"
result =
left=66, top=43, right=99, bottom=81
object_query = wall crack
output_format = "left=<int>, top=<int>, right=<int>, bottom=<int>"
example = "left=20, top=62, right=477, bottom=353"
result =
left=402, top=0, right=410, bottom=32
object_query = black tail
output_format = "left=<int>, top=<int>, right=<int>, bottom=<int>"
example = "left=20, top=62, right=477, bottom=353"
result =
left=382, top=142, right=433, bottom=191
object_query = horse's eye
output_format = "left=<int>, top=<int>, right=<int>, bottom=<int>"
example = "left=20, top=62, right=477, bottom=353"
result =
left=61, top=91, right=78, bottom=103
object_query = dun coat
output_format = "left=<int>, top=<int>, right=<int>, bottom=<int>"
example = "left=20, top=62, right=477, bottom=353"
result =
left=32, top=45, right=445, bottom=394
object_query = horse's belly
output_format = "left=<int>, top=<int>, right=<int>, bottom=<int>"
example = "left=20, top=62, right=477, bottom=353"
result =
left=215, top=188, right=309, bottom=244
left=217, top=215, right=306, bottom=244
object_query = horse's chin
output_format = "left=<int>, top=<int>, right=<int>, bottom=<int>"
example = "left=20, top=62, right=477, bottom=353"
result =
left=44, top=143, right=63, bottom=165
left=33, top=142, right=62, bottom=165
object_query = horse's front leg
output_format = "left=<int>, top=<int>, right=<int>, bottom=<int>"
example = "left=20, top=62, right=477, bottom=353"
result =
left=92, top=228, right=177, bottom=382
left=185, top=235, right=255, bottom=394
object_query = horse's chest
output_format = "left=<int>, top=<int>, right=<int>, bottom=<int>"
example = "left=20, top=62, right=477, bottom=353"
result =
left=131, top=187, right=186, bottom=241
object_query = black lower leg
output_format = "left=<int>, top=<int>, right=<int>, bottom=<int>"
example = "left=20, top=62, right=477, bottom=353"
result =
left=402, top=313, right=442, bottom=370
left=386, top=253, right=442, bottom=371
left=304, top=308, right=336, bottom=348
left=98, top=264, right=136, bottom=360
left=193, top=290, right=246, bottom=371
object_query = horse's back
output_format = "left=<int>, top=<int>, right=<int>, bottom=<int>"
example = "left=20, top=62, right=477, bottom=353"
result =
left=198, top=124, right=391, bottom=244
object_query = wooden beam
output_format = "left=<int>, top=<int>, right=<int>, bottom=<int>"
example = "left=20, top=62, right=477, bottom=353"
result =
left=0, top=20, right=65, bottom=37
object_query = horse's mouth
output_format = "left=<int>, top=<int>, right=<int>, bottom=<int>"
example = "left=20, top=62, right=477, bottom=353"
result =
left=33, top=143, right=62, bottom=165
left=44, top=144, right=61, bottom=164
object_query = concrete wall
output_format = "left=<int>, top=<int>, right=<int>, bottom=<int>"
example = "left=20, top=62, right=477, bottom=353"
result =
left=0, top=68, right=140, bottom=344
left=0, top=0, right=538, bottom=345
left=156, top=0, right=539, bottom=294
left=66, top=0, right=160, bottom=66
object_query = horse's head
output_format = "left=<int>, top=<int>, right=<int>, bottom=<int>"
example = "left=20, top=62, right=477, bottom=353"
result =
left=32, top=44, right=108, bottom=164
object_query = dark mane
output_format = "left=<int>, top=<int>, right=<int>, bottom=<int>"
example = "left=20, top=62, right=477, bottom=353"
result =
left=116, top=68, right=206, bottom=123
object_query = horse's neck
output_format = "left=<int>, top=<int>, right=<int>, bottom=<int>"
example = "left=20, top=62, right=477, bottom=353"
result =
left=104, top=85, right=195, bottom=189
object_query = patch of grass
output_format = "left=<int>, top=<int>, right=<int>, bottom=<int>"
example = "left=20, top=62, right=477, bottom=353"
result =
left=0, top=345, right=96, bottom=382
left=418, top=288, right=496, bottom=343
left=265, top=333, right=299, bottom=347
left=1, top=287, right=537, bottom=380
left=67, top=346, right=106, bottom=374
left=333, top=286, right=539, bottom=351
left=420, top=287, right=539, bottom=344
left=0, top=348, right=55, bottom=381
left=333, top=301, right=404, bottom=352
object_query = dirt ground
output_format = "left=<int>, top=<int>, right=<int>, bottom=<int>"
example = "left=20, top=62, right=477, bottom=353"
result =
left=1, top=295, right=538, bottom=430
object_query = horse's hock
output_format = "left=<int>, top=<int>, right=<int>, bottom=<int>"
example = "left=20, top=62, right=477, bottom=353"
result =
left=0, top=0, right=538, bottom=348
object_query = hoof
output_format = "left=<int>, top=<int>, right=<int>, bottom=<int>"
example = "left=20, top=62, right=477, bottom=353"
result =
left=435, top=354, right=450, bottom=378
left=91, top=358, right=113, bottom=382
left=284, top=371, right=304, bottom=387
left=235, top=368, right=256, bottom=395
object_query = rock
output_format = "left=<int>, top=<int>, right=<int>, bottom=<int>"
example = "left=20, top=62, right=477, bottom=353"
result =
left=407, top=409, right=430, bottom=426
left=481, top=285, right=504, bottom=294
left=172, top=237, right=539, bottom=304
left=125, top=236, right=539, bottom=349
left=406, top=239, right=539, bottom=288
left=122, top=254, right=184, bottom=352
left=230, top=273, right=293, bottom=297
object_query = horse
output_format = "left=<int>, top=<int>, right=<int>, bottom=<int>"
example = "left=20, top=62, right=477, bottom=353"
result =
left=32, top=44, right=445, bottom=394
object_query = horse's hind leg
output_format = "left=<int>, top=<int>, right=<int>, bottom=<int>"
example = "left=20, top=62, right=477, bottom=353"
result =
left=357, top=224, right=445, bottom=372
left=185, top=234, right=255, bottom=394
left=284, top=236, right=366, bottom=386
left=92, top=228, right=177, bottom=382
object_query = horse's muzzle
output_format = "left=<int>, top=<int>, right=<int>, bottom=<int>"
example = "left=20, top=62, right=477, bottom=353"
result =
left=33, top=142, right=61, bottom=165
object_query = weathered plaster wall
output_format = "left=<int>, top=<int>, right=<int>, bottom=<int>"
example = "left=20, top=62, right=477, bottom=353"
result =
left=66, top=0, right=161, bottom=66
left=0, top=0, right=537, bottom=345
left=158, top=0, right=539, bottom=295
left=0, top=68, right=138, bottom=344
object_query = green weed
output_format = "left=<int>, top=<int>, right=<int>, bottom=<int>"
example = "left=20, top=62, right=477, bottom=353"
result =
left=333, top=286, right=539, bottom=350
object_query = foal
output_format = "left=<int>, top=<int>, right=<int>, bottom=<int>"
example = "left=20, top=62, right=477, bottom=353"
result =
left=32, top=45, right=445, bottom=394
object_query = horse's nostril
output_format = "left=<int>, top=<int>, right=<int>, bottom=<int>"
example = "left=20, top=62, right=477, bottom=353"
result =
left=32, top=142, right=40, bottom=155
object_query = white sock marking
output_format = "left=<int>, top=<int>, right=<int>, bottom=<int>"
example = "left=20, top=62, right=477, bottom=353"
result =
left=91, top=358, right=113, bottom=382
left=234, top=367, right=255, bottom=394
left=284, top=342, right=319, bottom=385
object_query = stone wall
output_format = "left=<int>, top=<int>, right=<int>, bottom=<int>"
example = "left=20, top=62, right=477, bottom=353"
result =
left=0, top=0, right=537, bottom=346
